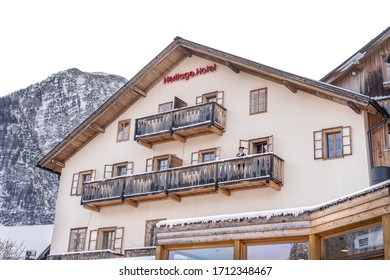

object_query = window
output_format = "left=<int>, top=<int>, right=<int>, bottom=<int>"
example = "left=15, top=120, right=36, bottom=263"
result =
left=383, top=54, right=390, bottom=83
left=88, top=227, right=124, bottom=253
left=117, top=119, right=131, bottom=142
left=196, top=91, right=224, bottom=106
left=145, top=219, right=165, bottom=247
left=249, top=88, right=267, bottom=114
left=168, top=246, right=234, bottom=260
left=158, top=102, right=173, bottom=113
left=191, top=147, right=221, bottom=164
left=240, top=136, right=273, bottom=155
left=68, top=228, right=87, bottom=252
left=323, top=225, right=383, bottom=260
left=104, top=162, right=133, bottom=178
left=246, top=242, right=308, bottom=260
left=145, top=154, right=183, bottom=172
left=70, top=170, right=95, bottom=196
left=314, top=126, right=351, bottom=160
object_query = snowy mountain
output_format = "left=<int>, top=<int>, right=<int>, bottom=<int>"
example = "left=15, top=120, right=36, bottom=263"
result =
left=0, top=68, right=127, bottom=226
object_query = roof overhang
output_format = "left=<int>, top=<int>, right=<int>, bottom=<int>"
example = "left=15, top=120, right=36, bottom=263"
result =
left=38, top=37, right=375, bottom=174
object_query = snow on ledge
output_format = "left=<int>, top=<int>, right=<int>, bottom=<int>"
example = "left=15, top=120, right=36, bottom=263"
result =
left=157, top=179, right=390, bottom=228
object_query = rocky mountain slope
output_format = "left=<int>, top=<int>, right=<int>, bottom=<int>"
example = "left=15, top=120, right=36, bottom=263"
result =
left=0, top=68, right=127, bottom=226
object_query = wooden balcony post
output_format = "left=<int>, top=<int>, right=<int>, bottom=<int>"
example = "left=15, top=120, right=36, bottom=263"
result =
left=234, top=240, right=243, bottom=260
left=308, top=234, right=321, bottom=260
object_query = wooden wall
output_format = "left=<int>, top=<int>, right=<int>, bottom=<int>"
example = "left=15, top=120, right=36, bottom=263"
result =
left=330, top=39, right=390, bottom=97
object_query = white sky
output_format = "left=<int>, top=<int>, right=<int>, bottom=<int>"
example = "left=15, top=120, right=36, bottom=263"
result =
left=0, top=0, right=389, bottom=96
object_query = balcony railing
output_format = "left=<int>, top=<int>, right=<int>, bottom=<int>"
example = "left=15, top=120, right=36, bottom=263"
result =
left=49, top=250, right=123, bottom=260
left=82, top=153, right=283, bottom=210
left=134, top=102, right=227, bottom=147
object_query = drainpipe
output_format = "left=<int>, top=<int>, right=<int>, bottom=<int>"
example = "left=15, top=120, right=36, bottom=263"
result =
left=367, top=99, right=389, bottom=169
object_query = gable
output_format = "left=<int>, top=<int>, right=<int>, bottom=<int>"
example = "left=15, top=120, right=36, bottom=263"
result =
left=38, top=37, right=377, bottom=174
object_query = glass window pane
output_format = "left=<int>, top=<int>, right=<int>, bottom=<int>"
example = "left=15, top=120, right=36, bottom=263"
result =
left=168, top=247, right=234, bottom=260
left=328, top=149, right=334, bottom=158
left=247, top=243, right=308, bottom=260
left=324, top=225, right=383, bottom=260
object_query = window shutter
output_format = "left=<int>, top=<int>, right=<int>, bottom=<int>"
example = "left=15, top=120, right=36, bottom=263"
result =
left=314, top=131, right=323, bottom=159
left=216, top=91, right=224, bottom=106
left=196, top=96, right=203, bottom=104
left=215, top=147, right=221, bottom=160
left=239, top=140, right=249, bottom=155
left=146, top=158, right=153, bottom=172
left=113, top=227, right=124, bottom=253
left=90, top=170, right=96, bottom=181
left=104, top=165, right=113, bottom=178
left=267, top=135, right=274, bottom=152
left=88, top=230, right=98, bottom=251
left=342, top=126, right=352, bottom=155
left=191, top=152, right=199, bottom=165
left=126, top=162, right=134, bottom=175
left=70, top=173, right=79, bottom=195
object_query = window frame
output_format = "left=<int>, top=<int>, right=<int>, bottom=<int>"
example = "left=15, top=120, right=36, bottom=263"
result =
left=249, top=87, right=267, bottom=115
left=158, top=102, right=173, bottom=113
left=68, top=227, right=87, bottom=252
left=240, top=136, right=274, bottom=155
left=196, top=91, right=224, bottom=106
left=88, top=226, right=124, bottom=253
left=313, top=126, right=352, bottom=160
left=382, top=54, right=390, bottom=84
left=191, top=147, right=221, bottom=164
left=116, top=119, right=131, bottom=142
left=145, top=154, right=183, bottom=172
left=104, top=162, right=134, bottom=178
left=243, top=239, right=309, bottom=260
left=70, top=169, right=95, bottom=196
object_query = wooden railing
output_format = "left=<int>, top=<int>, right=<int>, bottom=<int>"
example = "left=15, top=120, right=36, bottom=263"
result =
left=50, top=250, right=123, bottom=260
left=82, top=153, right=284, bottom=205
left=134, top=102, right=226, bottom=140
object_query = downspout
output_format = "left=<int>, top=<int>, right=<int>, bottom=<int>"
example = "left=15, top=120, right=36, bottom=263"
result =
left=367, top=99, right=389, bottom=169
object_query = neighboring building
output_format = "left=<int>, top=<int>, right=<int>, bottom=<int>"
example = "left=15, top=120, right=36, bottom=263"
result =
left=39, top=35, right=390, bottom=260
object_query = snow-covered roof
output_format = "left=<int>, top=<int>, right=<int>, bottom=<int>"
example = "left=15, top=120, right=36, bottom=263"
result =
left=157, top=179, right=390, bottom=228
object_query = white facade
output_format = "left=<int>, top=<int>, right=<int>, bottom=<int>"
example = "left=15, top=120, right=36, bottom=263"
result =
left=50, top=55, right=371, bottom=255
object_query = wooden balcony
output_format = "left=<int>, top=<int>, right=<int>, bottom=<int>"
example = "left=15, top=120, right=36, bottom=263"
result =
left=134, top=102, right=227, bottom=148
left=50, top=250, right=123, bottom=260
left=81, top=153, right=284, bottom=211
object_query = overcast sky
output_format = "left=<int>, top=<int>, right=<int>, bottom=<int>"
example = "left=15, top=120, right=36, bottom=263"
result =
left=0, top=0, right=389, bottom=96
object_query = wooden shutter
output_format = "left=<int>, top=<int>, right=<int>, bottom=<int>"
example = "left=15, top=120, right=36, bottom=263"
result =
left=314, top=130, right=323, bottom=159
left=191, top=152, right=199, bottom=164
left=70, top=173, right=79, bottom=195
left=113, top=227, right=124, bottom=253
left=88, top=230, right=98, bottom=250
left=342, top=126, right=352, bottom=155
left=267, top=135, right=274, bottom=152
left=216, top=91, right=224, bottom=106
left=215, top=147, right=221, bottom=160
left=104, top=165, right=113, bottom=178
left=126, top=162, right=134, bottom=175
left=90, top=169, right=96, bottom=181
left=239, top=140, right=249, bottom=155
left=146, top=158, right=153, bottom=172
left=196, top=96, right=203, bottom=104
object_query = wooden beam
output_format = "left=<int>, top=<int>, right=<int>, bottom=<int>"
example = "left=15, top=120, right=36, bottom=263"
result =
left=137, top=140, right=153, bottom=149
left=167, top=193, right=181, bottom=203
left=347, top=101, right=362, bottom=114
left=225, top=61, right=240, bottom=74
left=217, top=187, right=231, bottom=196
left=382, top=213, right=390, bottom=260
left=124, top=199, right=138, bottom=208
left=51, top=158, right=65, bottom=168
left=90, top=122, right=105, bottom=133
left=84, top=204, right=100, bottom=212
left=131, top=86, right=147, bottom=97
left=208, top=125, right=223, bottom=136
left=178, top=46, right=192, bottom=57
left=171, top=133, right=186, bottom=143
left=282, top=80, right=297, bottom=93
left=308, top=234, right=321, bottom=260
left=268, top=180, right=281, bottom=191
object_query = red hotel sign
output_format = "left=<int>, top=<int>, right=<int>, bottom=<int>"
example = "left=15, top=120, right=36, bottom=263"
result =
left=164, top=64, right=217, bottom=84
